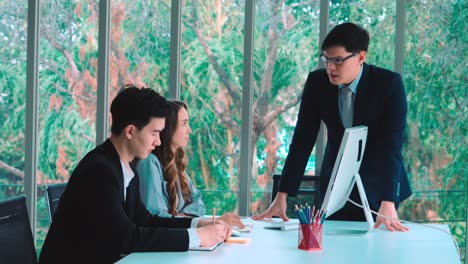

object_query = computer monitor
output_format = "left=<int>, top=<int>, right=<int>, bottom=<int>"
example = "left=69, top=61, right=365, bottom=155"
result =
left=320, top=125, right=374, bottom=234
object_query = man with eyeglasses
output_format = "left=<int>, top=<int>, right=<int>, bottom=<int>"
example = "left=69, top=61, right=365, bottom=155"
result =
left=253, top=22, right=411, bottom=232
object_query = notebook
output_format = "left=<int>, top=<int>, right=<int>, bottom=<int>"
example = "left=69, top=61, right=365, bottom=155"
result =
left=263, top=219, right=300, bottom=231
left=233, top=223, right=254, bottom=233
left=189, top=242, right=222, bottom=251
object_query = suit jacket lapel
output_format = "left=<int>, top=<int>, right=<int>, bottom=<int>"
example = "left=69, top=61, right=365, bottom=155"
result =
left=354, top=63, right=370, bottom=126
left=326, top=81, right=342, bottom=129
left=101, top=139, right=126, bottom=205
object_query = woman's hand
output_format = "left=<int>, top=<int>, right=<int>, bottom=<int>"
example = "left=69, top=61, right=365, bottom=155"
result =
left=217, top=212, right=245, bottom=228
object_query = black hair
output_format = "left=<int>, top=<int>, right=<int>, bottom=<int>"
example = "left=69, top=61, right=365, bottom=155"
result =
left=110, top=84, right=170, bottom=135
left=321, top=22, right=370, bottom=53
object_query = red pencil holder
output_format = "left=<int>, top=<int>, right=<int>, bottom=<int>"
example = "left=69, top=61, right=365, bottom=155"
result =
left=298, top=224, right=323, bottom=251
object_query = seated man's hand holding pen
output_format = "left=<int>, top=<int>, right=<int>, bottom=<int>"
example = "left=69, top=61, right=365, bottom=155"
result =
left=197, top=219, right=231, bottom=247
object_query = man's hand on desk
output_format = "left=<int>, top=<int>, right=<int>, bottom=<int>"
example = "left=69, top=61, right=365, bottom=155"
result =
left=251, top=192, right=289, bottom=221
left=197, top=220, right=231, bottom=247
left=374, top=201, right=410, bottom=232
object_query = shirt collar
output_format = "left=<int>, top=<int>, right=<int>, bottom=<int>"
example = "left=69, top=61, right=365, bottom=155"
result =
left=120, top=160, right=134, bottom=200
left=339, top=65, right=363, bottom=94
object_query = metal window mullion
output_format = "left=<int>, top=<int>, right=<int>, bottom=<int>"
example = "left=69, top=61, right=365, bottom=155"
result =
left=238, top=0, right=255, bottom=217
left=169, top=0, right=182, bottom=99
left=394, top=0, right=406, bottom=75
left=96, top=0, right=111, bottom=145
left=315, top=0, right=329, bottom=176
left=25, top=0, right=40, bottom=241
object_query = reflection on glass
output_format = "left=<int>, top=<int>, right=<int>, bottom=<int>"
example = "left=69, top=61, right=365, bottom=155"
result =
left=180, top=0, right=245, bottom=215
left=252, top=0, right=320, bottom=215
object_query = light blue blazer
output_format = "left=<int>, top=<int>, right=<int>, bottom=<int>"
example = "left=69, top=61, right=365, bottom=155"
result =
left=136, top=154, right=206, bottom=217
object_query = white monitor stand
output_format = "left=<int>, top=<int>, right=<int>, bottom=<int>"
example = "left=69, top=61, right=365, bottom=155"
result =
left=349, top=172, right=375, bottom=234
left=320, top=126, right=374, bottom=235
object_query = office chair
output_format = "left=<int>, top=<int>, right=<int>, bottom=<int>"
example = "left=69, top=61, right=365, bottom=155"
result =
left=45, top=182, right=67, bottom=223
left=0, top=194, right=37, bottom=264
left=271, top=174, right=321, bottom=206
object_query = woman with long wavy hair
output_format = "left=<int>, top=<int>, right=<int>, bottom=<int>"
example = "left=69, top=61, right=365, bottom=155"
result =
left=137, top=100, right=244, bottom=228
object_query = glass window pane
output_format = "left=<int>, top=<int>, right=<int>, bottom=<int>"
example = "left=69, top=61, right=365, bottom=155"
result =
left=251, top=0, right=321, bottom=215
left=0, top=2, right=27, bottom=199
left=180, top=0, right=245, bottom=215
left=37, top=0, right=98, bottom=249
left=401, top=1, right=467, bottom=261
left=109, top=0, right=171, bottom=100
left=329, top=0, right=396, bottom=69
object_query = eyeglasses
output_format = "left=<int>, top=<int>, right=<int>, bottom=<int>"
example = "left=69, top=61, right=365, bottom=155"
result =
left=320, top=52, right=357, bottom=66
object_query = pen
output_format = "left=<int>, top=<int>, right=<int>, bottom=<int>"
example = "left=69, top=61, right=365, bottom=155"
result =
left=320, top=210, right=327, bottom=224
left=212, top=208, right=216, bottom=224
left=311, top=205, right=315, bottom=224
left=314, top=208, right=320, bottom=221
left=321, top=213, right=327, bottom=224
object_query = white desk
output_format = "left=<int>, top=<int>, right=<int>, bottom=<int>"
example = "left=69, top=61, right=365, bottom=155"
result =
left=116, top=220, right=460, bottom=264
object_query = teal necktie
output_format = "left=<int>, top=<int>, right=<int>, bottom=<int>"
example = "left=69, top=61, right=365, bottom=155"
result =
left=341, top=86, right=354, bottom=128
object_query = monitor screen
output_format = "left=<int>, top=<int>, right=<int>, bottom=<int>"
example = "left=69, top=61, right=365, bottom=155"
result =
left=320, top=125, right=374, bottom=233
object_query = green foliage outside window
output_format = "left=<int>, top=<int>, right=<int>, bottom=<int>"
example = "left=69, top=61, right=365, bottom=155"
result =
left=0, top=0, right=465, bottom=261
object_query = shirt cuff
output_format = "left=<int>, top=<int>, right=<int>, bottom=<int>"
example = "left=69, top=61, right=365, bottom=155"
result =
left=187, top=228, right=200, bottom=248
left=190, top=217, right=200, bottom=228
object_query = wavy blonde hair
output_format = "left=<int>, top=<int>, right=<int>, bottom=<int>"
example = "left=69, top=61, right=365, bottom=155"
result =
left=153, top=100, right=191, bottom=216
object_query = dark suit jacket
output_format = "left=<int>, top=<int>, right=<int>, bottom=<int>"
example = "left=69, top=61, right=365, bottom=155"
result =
left=38, top=139, right=192, bottom=264
left=279, top=63, right=411, bottom=218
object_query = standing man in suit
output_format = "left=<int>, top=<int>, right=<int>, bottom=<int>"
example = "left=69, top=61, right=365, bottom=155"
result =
left=253, top=22, right=411, bottom=232
left=39, top=85, right=230, bottom=264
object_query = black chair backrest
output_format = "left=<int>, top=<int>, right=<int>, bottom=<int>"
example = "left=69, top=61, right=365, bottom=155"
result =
left=45, top=183, right=67, bottom=223
left=0, top=194, right=37, bottom=264
left=271, top=174, right=321, bottom=206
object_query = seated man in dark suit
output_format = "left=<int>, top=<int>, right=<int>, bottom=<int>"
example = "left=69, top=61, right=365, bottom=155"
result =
left=253, top=22, right=411, bottom=232
left=39, top=85, right=230, bottom=264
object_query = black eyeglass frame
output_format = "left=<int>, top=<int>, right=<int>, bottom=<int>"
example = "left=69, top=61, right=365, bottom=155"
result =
left=320, top=52, right=357, bottom=66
